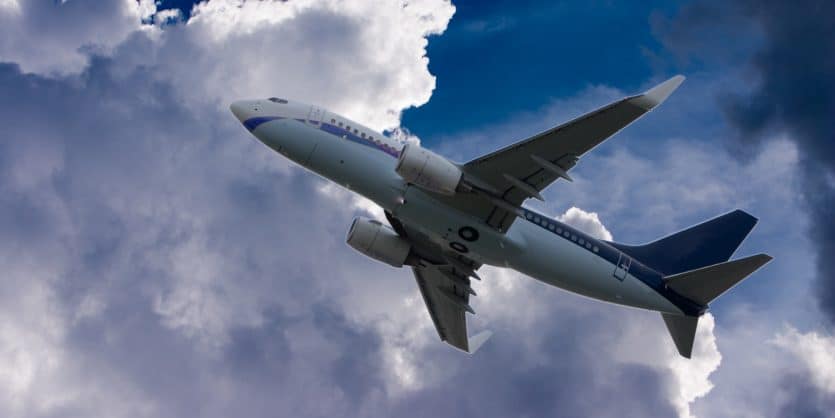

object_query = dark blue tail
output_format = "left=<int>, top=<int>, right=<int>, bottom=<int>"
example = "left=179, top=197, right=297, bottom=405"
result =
left=608, top=210, right=758, bottom=275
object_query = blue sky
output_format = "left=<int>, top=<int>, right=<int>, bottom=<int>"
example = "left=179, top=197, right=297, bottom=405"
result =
left=0, top=1, right=833, bottom=418
left=403, top=0, right=680, bottom=139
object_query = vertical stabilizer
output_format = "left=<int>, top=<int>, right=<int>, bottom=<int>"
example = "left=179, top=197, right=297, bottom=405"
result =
left=608, top=210, right=758, bottom=275
left=661, top=313, right=699, bottom=358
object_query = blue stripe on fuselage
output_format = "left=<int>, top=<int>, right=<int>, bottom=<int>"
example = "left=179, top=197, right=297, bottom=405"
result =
left=319, top=122, right=401, bottom=158
left=519, top=208, right=704, bottom=316
left=243, top=116, right=284, bottom=131
left=242, top=115, right=401, bottom=158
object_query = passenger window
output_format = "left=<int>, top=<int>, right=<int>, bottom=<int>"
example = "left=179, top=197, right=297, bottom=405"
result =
left=331, top=118, right=336, bottom=124
left=338, top=122, right=343, bottom=127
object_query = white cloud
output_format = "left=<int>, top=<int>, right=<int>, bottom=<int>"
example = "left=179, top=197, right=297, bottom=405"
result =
left=0, top=0, right=19, bottom=13
left=557, top=205, right=721, bottom=418
left=0, top=247, right=156, bottom=418
left=157, top=0, right=455, bottom=131
left=153, top=8, right=183, bottom=26
left=772, top=326, right=835, bottom=394
left=0, top=0, right=157, bottom=74
left=557, top=206, right=613, bottom=240
left=666, top=314, right=722, bottom=418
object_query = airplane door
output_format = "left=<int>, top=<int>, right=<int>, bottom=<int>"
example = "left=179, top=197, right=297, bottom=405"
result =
left=613, top=253, right=632, bottom=281
left=307, top=106, right=324, bottom=126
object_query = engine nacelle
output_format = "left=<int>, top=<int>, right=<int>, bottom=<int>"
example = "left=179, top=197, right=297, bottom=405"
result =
left=346, top=217, right=411, bottom=268
left=395, top=144, right=462, bottom=195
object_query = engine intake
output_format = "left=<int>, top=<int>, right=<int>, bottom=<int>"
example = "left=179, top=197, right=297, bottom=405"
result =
left=395, top=144, right=462, bottom=195
left=346, top=217, right=411, bottom=267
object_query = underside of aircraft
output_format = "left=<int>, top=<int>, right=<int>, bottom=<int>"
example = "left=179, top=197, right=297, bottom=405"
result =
left=231, top=75, right=771, bottom=358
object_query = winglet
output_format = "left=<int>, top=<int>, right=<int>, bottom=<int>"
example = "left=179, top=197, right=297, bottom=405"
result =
left=467, top=330, right=493, bottom=354
left=631, top=75, right=685, bottom=110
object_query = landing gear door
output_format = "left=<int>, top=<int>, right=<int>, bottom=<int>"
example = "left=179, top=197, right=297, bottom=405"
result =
left=307, top=106, right=324, bottom=126
left=613, top=253, right=632, bottom=281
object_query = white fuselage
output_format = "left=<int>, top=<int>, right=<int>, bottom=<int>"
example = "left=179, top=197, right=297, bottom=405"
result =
left=230, top=98, right=691, bottom=315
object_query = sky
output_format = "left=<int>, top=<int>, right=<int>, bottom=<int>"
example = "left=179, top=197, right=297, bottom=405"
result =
left=0, top=1, right=833, bottom=417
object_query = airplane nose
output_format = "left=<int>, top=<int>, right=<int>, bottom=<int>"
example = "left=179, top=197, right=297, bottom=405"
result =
left=230, top=101, right=247, bottom=121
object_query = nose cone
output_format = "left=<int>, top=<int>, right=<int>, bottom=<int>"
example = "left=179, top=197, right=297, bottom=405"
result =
left=230, top=100, right=248, bottom=122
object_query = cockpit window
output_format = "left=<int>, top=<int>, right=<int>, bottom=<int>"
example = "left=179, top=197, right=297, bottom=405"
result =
left=268, top=97, right=288, bottom=104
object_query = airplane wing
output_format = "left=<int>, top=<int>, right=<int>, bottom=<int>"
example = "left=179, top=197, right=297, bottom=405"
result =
left=448, top=75, right=685, bottom=232
left=385, top=212, right=490, bottom=353
left=412, top=265, right=473, bottom=351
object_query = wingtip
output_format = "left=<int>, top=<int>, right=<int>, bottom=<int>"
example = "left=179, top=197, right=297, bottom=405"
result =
left=632, top=75, right=686, bottom=110
left=467, top=330, right=493, bottom=354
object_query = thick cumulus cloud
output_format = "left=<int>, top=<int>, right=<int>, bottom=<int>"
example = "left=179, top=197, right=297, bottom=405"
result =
left=654, top=0, right=835, bottom=324
left=167, top=0, right=454, bottom=129
left=773, top=327, right=835, bottom=394
left=0, top=1, right=455, bottom=416
left=0, top=0, right=155, bottom=74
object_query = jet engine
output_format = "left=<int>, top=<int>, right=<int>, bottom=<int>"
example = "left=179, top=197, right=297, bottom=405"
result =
left=395, top=144, right=462, bottom=195
left=346, top=217, right=412, bottom=267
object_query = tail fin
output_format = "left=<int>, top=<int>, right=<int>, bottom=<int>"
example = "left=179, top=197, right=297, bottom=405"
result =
left=609, top=209, right=758, bottom=275
left=660, top=254, right=772, bottom=358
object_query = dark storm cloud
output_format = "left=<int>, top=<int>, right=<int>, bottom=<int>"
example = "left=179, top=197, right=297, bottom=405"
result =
left=655, top=0, right=835, bottom=322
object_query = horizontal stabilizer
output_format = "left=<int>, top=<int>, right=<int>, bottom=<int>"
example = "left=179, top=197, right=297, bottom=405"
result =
left=661, top=313, right=698, bottom=358
left=664, top=254, right=772, bottom=305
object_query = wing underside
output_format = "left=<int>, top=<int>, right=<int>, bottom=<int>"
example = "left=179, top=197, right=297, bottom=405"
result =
left=386, top=212, right=486, bottom=353
left=438, top=76, right=685, bottom=232
left=412, top=265, right=472, bottom=351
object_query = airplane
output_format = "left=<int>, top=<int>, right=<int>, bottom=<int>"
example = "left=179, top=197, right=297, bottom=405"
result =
left=230, top=75, right=771, bottom=358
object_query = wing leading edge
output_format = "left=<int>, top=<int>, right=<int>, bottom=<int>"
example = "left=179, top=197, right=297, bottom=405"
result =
left=445, top=75, right=685, bottom=232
